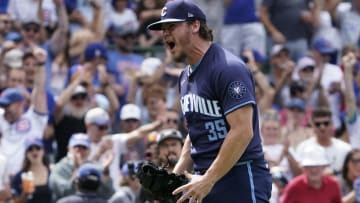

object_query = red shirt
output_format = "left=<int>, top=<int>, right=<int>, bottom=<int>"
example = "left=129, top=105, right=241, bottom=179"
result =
left=280, top=174, right=342, bottom=203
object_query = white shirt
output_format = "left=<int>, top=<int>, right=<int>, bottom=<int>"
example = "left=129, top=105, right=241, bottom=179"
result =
left=0, top=154, right=8, bottom=191
left=90, top=133, right=127, bottom=191
left=0, top=106, right=48, bottom=174
left=105, top=8, right=139, bottom=31
left=296, top=137, right=352, bottom=173
left=345, top=111, right=360, bottom=149
left=7, top=0, right=57, bottom=26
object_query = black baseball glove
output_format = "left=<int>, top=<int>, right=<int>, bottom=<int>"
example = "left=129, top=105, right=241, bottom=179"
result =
left=137, top=162, right=188, bottom=201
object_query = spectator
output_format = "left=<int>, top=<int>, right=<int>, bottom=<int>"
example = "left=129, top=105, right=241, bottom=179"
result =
left=53, top=82, right=90, bottom=162
left=340, top=149, right=360, bottom=203
left=49, top=133, right=114, bottom=201
left=105, top=0, right=139, bottom=32
left=0, top=13, right=12, bottom=44
left=343, top=51, right=360, bottom=148
left=311, top=38, right=344, bottom=130
left=106, top=22, right=144, bottom=106
left=296, top=107, right=351, bottom=175
left=11, top=137, right=52, bottom=203
left=280, top=145, right=342, bottom=203
left=108, top=161, right=142, bottom=203
left=259, top=0, right=312, bottom=60
left=119, top=103, right=142, bottom=133
left=135, top=0, right=164, bottom=48
left=156, top=129, right=184, bottom=173
left=221, top=0, right=266, bottom=56
left=142, top=84, right=167, bottom=123
left=332, top=0, right=360, bottom=47
left=88, top=107, right=161, bottom=191
left=56, top=163, right=107, bottom=203
left=0, top=48, right=47, bottom=175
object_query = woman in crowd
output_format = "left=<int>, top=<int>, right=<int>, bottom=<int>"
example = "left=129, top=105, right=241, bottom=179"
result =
left=11, top=137, right=51, bottom=203
left=341, top=149, right=360, bottom=203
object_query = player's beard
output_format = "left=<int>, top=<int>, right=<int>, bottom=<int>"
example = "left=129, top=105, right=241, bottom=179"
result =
left=63, top=104, right=90, bottom=119
left=172, top=51, right=187, bottom=63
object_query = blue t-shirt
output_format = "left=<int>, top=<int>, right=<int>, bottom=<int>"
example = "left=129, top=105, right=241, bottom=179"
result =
left=224, top=0, right=259, bottom=24
left=179, top=44, right=264, bottom=171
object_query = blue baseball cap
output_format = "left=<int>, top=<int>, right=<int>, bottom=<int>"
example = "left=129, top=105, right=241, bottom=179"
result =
left=25, top=137, right=44, bottom=151
left=147, top=0, right=206, bottom=30
left=286, top=98, right=305, bottom=111
left=252, top=50, right=267, bottom=63
left=77, top=163, right=102, bottom=182
left=84, top=43, right=107, bottom=62
left=69, top=133, right=91, bottom=148
left=312, top=38, right=336, bottom=54
left=0, top=88, right=24, bottom=106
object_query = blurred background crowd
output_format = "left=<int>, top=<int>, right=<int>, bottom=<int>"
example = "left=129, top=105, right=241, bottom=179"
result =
left=0, top=0, right=359, bottom=202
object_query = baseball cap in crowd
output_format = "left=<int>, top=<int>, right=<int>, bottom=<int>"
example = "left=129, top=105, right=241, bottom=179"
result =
left=25, top=136, right=44, bottom=151
left=71, top=85, right=87, bottom=96
left=85, top=107, right=110, bottom=125
left=296, top=56, right=315, bottom=72
left=22, top=21, right=41, bottom=32
left=147, top=0, right=206, bottom=30
left=84, top=42, right=107, bottom=62
left=120, top=103, right=141, bottom=120
left=69, top=133, right=91, bottom=148
left=76, top=163, right=102, bottom=182
left=300, top=145, right=329, bottom=167
left=6, top=32, right=22, bottom=42
left=0, top=88, right=24, bottom=106
left=270, top=44, right=289, bottom=57
left=286, top=98, right=305, bottom=111
left=3, top=48, right=24, bottom=68
left=111, top=23, right=138, bottom=37
left=140, top=57, right=162, bottom=76
left=156, top=129, right=183, bottom=145
left=312, top=38, right=336, bottom=55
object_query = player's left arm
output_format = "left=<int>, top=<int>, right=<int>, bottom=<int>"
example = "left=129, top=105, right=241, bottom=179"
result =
left=173, top=105, right=253, bottom=203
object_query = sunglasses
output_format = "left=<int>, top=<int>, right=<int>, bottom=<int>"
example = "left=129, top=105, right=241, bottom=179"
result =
left=289, top=107, right=304, bottom=112
left=97, top=125, right=109, bottom=131
left=314, top=121, right=330, bottom=128
left=302, top=66, right=314, bottom=72
left=167, top=118, right=178, bottom=124
left=1, top=20, right=10, bottom=24
left=24, top=26, right=40, bottom=33
left=351, top=158, right=360, bottom=164
left=71, top=93, right=87, bottom=100
left=27, top=145, right=41, bottom=152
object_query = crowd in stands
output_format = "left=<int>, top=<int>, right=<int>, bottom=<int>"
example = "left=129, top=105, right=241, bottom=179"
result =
left=0, top=0, right=359, bottom=202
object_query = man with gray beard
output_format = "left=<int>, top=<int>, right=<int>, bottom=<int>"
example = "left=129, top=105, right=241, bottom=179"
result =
left=53, top=72, right=93, bottom=162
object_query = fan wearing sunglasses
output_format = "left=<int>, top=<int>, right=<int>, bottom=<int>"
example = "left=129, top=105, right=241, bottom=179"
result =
left=11, top=137, right=52, bottom=203
left=296, top=107, right=352, bottom=176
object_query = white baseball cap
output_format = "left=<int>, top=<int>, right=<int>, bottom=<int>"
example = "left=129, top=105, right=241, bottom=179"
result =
left=85, top=107, right=110, bottom=125
left=3, top=48, right=24, bottom=68
left=301, top=145, right=329, bottom=167
left=120, top=103, right=141, bottom=120
left=140, top=57, right=162, bottom=76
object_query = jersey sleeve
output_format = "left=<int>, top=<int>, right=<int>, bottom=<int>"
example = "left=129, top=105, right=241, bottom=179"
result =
left=214, top=61, right=256, bottom=116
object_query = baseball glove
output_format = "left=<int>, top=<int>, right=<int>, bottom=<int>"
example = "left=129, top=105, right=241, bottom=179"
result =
left=137, top=162, right=188, bottom=201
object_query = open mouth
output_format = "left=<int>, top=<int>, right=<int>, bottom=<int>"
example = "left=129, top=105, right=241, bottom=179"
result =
left=166, top=41, right=176, bottom=50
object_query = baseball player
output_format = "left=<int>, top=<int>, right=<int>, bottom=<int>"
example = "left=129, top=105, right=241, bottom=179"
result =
left=147, top=1, right=272, bottom=203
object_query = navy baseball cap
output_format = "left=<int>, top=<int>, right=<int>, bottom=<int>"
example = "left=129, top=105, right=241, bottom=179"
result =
left=147, top=0, right=206, bottom=30
left=84, top=43, right=107, bottom=62
left=69, top=133, right=91, bottom=148
left=25, top=137, right=44, bottom=151
left=0, top=88, right=24, bottom=106
left=77, top=163, right=102, bottom=182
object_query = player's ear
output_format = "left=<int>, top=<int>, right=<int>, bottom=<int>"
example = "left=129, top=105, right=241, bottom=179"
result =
left=191, top=20, right=201, bottom=34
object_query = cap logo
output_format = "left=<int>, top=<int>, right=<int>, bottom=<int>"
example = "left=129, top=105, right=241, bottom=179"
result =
left=161, top=7, right=167, bottom=17
left=95, top=49, right=101, bottom=57
left=188, top=12, right=194, bottom=18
